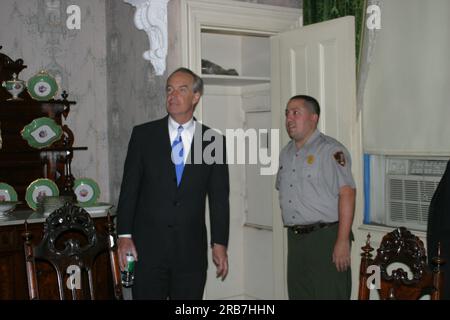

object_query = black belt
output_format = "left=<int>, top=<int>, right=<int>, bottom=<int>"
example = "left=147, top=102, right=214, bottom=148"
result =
left=288, top=221, right=338, bottom=235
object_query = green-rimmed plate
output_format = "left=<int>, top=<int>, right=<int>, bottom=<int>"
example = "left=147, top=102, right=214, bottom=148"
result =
left=26, top=179, right=59, bottom=210
left=21, top=117, right=63, bottom=149
left=0, top=182, right=18, bottom=202
left=27, top=70, right=58, bottom=101
left=74, top=178, right=100, bottom=207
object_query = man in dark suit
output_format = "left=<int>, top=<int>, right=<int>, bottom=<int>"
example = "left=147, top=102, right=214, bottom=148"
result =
left=116, top=67, right=230, bottom=300
left=427, top=159, right=450, bottom=299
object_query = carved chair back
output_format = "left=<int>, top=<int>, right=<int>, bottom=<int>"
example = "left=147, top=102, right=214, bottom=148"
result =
left=23, top=202, right=123, bottom=300
left=358, top=227, right=445, bottom=300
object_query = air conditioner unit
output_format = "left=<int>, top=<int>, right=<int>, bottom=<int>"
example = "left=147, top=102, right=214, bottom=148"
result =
left=385, top=158, right=446, bottom=231
left=386, top=174, right=440, bottom=231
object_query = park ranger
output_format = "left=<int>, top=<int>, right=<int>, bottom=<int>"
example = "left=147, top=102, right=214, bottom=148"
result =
left=276, top=95, right=356, bottom=300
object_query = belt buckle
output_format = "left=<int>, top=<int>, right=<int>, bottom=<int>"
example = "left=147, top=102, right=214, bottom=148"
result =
left=291, top=221, right=337, bottom=235
left=293, top=224, right=315, bottom=235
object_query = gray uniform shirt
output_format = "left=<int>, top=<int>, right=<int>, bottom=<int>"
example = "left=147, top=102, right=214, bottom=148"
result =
left=276, top=129, right=355, bottom=226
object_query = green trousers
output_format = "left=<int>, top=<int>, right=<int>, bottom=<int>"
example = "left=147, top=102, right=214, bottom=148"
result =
left=287, top=224, right=352, bottom=300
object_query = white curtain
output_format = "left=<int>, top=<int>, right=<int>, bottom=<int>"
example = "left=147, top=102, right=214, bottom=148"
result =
left=361, top=0, right=450, bottom=155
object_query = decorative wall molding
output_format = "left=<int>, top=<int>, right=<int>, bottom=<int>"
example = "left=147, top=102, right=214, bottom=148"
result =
left=124, top=0, right=169, bottom=75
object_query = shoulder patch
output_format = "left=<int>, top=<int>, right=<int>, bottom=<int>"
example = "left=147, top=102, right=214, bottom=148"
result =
left=333, top=151, right=346, bottom=167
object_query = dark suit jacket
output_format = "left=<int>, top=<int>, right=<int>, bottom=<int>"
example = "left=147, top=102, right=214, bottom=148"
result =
left=427, top=160, right=450, bottom=299
left=116, top=115, right=229, bottom=273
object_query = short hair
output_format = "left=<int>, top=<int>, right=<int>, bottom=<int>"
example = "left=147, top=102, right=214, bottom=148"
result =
left=288, top=95, right=320, bottom=117
left=168, top=67, right=204, bottom=96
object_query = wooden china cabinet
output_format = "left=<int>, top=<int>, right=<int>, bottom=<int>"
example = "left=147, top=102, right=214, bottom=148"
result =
left=0, top=46, right=86, bottom=203
left=0, top=47, right=115, bottom=299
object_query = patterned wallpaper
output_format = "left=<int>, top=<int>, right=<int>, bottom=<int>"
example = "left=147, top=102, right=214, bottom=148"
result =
left=0, top=0, right=110, bottom=202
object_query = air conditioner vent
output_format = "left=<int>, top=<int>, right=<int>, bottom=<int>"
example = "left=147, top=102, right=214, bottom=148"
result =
left=421, top=181, right=437, bottom=202
left=389, top=201, right=404, bottom=222
left=404, top=180, right=419, bottom=201
left=389, top=179, right=403, bottom=200
left=405, top=203, right=420, bottom=221
left=421, top=204, right=429, bottom=222
left=386, top=175, right=440, bottom=231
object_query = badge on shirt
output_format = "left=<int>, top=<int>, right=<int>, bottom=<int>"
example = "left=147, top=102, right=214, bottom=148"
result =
left=334, top=151, right=346, bottom=167
left=307, top=154, right=315, bottom=165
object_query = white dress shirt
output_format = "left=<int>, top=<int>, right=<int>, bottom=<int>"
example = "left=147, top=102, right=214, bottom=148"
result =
left=168, top=116, right=196, bottom=164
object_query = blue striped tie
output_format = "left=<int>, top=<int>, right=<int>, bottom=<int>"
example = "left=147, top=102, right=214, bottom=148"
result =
left=171, top=125, right=184, bottom=186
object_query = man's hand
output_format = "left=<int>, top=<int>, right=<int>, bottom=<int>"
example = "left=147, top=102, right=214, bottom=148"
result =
left=117, top=237, right=138, bottom=271
left=212, top=243, right=228, bottom=281
left=332, top=239, right=351, bottom=272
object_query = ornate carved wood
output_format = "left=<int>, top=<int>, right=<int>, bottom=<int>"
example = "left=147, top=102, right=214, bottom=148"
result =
left=358, top=233, right=374, bottom=300
left=358, top=227, right=445, bottom=300
left=23, top=203, right=123, bottom=300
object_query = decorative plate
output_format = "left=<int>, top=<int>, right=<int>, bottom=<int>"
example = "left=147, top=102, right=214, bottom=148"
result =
left=27, top=70, right=58, bottom=101
left=0, top=182, right=18, bottom=202
left=74, top=178, right=100, bottom=207
left=21, top=117, right=63, bottom=149
left=25, top=179, right=59, bottom=210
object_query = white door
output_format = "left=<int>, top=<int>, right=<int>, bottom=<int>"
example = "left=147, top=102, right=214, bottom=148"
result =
left=271, top=16, right=363, bottom=299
